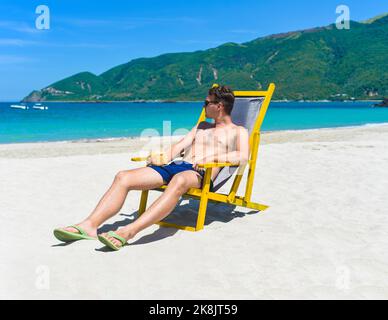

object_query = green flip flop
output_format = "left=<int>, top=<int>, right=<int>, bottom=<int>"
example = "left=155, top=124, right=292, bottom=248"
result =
left=53, top=225, right=96, bottom=242
left=98, top=231, right=128, bottom=251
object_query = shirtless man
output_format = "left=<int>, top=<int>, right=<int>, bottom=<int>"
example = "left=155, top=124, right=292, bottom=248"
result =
left=54, top=85, right=249, bottom=250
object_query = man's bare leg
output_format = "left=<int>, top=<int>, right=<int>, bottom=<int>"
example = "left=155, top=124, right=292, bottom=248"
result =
left=60, top=167, right=165, bottom=237
left=100, top=170, right=202, bottom=247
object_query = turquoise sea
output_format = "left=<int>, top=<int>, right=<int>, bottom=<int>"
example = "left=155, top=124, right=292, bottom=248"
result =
left=1, top=101, right=388, bottom=144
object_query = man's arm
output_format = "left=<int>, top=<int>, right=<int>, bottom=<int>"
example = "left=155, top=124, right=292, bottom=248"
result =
left=163, top=124, right=198, bottom=163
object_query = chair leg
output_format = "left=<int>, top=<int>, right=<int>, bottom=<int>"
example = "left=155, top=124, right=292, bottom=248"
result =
left=195, top=194, right=209, bottom=231
left=195, top=168, right=212, bottom=231
left=138, top=190, right=149, bottom=216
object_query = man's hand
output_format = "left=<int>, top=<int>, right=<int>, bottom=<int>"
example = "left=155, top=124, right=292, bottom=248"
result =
left=147, top=152, right=169, bottom=166
left=192, top=157, right=213, bottom=171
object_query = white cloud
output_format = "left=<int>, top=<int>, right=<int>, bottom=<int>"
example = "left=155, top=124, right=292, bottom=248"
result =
left=0, top=55, right=34, bottom=64
left=0, top=21, right=39, bottom=34
left=0, top=38, right=125, bottom=49
left=47, top=42, right=113, bottom=49
left=0, top=38, right=38, bottom=46
left=57, top=16, right=204, bottom=29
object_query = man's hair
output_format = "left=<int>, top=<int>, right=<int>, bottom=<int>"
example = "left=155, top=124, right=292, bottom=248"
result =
left=208, top=85, right=235, bottom=115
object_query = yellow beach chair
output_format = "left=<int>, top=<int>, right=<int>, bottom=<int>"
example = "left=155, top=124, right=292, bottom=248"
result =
left=131, top=83, right=276, bottom=231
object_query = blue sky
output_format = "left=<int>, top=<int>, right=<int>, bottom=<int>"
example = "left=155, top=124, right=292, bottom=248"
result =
left=0, top=0, right=387, bottom=101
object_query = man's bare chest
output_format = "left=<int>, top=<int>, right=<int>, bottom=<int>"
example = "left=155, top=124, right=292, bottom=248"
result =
left=193, top=128, right=236, bottom=149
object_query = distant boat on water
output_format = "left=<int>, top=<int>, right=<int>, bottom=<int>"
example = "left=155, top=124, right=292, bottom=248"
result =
left=10, top=104, right=29, bottom=110
left=33, top=103, right=48, bottom=110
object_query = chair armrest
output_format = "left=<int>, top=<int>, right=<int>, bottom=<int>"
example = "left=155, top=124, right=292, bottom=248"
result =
left=131, top=157, right=148, bottom=162
left=197, top=162, right=239, bottom=169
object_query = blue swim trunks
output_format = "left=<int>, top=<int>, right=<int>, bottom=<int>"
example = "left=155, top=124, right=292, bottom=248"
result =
left=148, top=160, right=214, bottom=191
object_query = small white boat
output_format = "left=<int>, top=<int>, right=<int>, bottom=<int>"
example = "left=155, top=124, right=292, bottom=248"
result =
left=33, top=103, right=48, bottom=110
left=10, top=104, right=29, bottom=110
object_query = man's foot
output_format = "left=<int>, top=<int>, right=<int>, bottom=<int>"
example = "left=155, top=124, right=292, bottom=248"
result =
left=62, top=220, right=97, bottom=238
left=99, top=228, right=135, bottom=249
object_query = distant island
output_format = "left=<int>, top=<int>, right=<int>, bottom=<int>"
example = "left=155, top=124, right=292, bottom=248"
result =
left=23, top=13, right=388, bottom=103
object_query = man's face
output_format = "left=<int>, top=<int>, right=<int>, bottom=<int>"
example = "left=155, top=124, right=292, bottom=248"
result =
left=204, top=95, right=220, bottom=118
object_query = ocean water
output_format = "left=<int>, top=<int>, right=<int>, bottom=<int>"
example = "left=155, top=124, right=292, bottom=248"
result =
left=1, top=101, right=388, bottom=144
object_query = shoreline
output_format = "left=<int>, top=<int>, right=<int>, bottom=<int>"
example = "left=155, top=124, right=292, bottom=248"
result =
left=1, top=123, right=388, bottom=159
left=1, top=122, right=388, bottom=147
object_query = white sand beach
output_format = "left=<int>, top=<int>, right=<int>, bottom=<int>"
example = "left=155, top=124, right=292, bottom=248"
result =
left=1, top=124, right=388, bottom=299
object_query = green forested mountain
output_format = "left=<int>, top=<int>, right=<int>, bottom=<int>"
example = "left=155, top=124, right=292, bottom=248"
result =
left=24, top=14, right=388, bottom=102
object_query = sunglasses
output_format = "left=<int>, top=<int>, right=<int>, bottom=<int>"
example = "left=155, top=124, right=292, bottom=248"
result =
left=204, top=100, right=219, bottom=107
